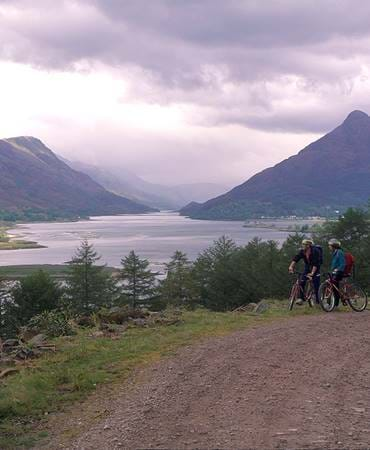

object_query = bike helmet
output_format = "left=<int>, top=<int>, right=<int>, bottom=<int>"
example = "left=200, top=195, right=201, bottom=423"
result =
left=301, top=239, right=314, bottom=245
left=328, top=238, right=341, bottom=248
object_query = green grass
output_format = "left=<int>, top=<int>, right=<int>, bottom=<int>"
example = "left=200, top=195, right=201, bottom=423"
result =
left=0, top=265, right=68, bottom=280
left=0, top=240, right=45, bottom=250
left=0, top=302, right=317, bottom=448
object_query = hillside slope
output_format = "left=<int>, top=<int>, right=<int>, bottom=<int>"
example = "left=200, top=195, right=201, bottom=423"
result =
left=181, top=110, right=370, bottom=219
left=0, top=137, right=155, bottom=220
left=68, top=160, right=227, bottom=210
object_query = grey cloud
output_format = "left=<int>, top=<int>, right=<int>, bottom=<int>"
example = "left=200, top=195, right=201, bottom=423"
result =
left=1, top=0, right=370, bottom=134
left=2, top=1, right=370, bottom=76
left=216, top=109, right=341, bottom=134
left=93, top=0, right=370, bottom=48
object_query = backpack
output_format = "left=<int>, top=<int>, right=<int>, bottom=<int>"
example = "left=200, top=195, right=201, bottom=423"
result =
left=344, top=252, right=355, bottom=275
left=313, top=245, right=323, bottom=266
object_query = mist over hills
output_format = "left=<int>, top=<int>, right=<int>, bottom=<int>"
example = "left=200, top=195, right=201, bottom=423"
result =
left=180, top=110, right=370, bottom=220
left=67, top=160, right=228, bottom=210
left=0, top=137, right=155, bottom=221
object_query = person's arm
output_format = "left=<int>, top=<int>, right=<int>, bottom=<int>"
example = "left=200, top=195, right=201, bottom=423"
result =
left=308, top=247, right=320, bottom=277
left=308, top=265, right=317, bottom=278
left=289, top=250, right=302, bottom=273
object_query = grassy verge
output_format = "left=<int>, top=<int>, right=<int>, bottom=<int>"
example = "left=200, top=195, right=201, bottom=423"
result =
left=0, top=302, right=317, bottom=448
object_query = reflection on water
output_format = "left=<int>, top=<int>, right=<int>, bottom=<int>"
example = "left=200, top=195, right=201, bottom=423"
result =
left=0, top=212, right=315, bottom=268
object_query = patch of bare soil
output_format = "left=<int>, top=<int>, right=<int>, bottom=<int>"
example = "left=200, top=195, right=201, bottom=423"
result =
left=42, top=312, right=370, bottom=449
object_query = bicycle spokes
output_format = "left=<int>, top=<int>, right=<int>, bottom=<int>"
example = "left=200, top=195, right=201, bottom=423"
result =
left=319, top=282, right=335, bottom=312
left=345, top=282, right=368, bottom=312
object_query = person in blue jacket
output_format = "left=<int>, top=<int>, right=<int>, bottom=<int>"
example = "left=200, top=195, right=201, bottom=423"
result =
left=328, top=238, right=346, bottom=307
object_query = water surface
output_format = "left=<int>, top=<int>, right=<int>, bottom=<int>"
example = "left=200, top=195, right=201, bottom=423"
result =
left=0, top=212, right=317, bottom=268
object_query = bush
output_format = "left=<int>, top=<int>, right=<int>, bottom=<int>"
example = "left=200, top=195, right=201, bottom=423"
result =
left=96, top=306, right=149, bottom=324
left=24, top=310, right=75, bottom=338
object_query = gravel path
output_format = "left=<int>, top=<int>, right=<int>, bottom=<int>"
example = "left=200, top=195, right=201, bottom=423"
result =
left=45, top=311, right=370, bottom=449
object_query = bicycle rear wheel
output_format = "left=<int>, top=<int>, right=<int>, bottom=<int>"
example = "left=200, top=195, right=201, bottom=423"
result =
left=319, top=281, right=335, bottom=312
left=345, top=282, right=368, bottom=312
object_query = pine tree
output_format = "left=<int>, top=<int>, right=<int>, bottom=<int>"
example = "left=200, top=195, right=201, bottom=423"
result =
left=66, top=239, right=115, bottom=314
left=119, top=251, right=158, bottom=308
left=0, top=271, right=62, bottom=338
left=161, top=251, right=197, bottom=307
left=194, top=236, right=241, bottom=311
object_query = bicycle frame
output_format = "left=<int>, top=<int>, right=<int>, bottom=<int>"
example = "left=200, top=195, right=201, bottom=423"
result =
left=323, top=273, right=349, bottom=305
left=289, top=271, right=316, bottom=309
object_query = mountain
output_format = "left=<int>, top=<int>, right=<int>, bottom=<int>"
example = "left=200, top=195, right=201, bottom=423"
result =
left=67, top=160, right=227, bottom=210
left=180, top=110, right=370, bottom=220
left=0, top=137, right=156, bottom=221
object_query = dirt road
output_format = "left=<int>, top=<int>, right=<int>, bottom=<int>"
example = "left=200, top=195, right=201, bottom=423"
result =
left=47, top=312, right=370, bottom=449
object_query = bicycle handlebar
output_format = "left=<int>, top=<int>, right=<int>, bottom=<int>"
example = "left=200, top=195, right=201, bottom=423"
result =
left=290, top=271, right=320, bottom=277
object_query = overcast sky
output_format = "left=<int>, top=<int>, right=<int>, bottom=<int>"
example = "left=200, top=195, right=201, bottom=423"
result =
left=1, top=0, right=370, bottom=186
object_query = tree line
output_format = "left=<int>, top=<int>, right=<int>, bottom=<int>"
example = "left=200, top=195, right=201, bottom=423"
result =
left=1, top=206, right=369, bottom=339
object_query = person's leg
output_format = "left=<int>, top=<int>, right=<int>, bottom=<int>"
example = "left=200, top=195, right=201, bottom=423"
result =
left=332, top=272, right=344, bottom=307
left=313, top=273, right=320, bottom=304
left=299, top=272, right=308, bottom=300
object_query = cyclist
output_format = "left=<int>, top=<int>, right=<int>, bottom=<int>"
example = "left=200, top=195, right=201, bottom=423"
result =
left=328, top=238, right=346, bottom=307
left=288, top=239, right=321, bottom=305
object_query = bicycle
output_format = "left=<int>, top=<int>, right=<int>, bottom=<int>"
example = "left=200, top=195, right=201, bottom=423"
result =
left=318, top=273, right=368, bottom=312
left=288, top=271, right=318, bottom=311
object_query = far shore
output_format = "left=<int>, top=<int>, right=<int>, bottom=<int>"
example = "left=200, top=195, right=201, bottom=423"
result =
left=0, top=264, right=118, bottom=279
left=242, top=217, right=326, bottom=232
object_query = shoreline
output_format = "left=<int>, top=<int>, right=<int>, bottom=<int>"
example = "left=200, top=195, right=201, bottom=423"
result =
left=0, top=226, right=45, bottom=251
left=0, top=264, right=118, bottom=279
left=242, top=217, right=326, bottom=232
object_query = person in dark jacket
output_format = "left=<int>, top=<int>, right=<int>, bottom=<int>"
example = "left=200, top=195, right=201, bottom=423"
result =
left=288, top=239, right=321, bottom=305
left=328, top=238, right=346, bottom=307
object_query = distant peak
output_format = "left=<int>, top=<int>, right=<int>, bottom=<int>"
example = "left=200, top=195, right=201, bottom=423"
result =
left=343, top=110, right=369, bottom=123
left=5, top=136, right=43, bottom=146
left=3, top=136, right=56, bottom=159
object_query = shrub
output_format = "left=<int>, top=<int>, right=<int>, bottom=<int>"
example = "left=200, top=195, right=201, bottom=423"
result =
left=24, top=310, right=75, bottom=338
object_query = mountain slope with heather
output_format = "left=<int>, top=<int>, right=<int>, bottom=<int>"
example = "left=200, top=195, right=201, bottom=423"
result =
left=180, top=110, right=370, bottom=220
left=0, top=137, right=156, bottom=221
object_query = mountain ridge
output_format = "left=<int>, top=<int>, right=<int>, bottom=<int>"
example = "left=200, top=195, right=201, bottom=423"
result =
left=180, top=110, right=370, bottom=220
left=0, top=137, right=156, bottom=221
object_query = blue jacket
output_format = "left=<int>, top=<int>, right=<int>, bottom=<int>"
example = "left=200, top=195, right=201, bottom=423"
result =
left=331, top=249, right=346, bottom=272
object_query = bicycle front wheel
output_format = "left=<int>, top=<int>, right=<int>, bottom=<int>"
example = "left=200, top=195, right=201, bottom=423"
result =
left=346, top=282, right=368, bottom=312
left=319, top=281, right=335, bottom=312
left=304, top=282, right=314, bottom=308
left=289, top=284, right=298, bottom=311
